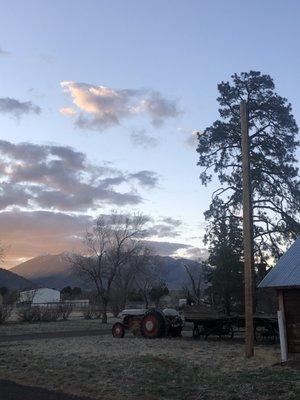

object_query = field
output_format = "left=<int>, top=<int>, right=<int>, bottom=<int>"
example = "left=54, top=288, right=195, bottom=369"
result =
left=0, top=327, right=299, bottom=400
left=0, top=317, right=114, bottom=336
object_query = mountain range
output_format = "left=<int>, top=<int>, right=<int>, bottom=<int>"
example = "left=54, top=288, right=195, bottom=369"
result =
left=0, top=267, right=37, bottom=291
left=11, top=253, right=81, bottom=290
left=10, top=253, right=201, bottom=290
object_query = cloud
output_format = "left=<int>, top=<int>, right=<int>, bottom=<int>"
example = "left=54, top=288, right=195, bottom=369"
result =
left=143, top=240, right=205, bottom=260
left=60, top=81, right=180, bottom=131
left=0, top=183, right=32, bottom=209
left=177, top=128, right=200, bottom=149
left=145, top=217, right=183, bottom=238
left=129, top=170, right=159, bottom=188
left=130, top=129, right=158, bottom=148
left=0, top=210, right=203, bottom=268
left=59, top=107, right=76, bottom=116
left=0, top=140, right=158, bottom=212
left=160, top=217, right=182, bottom=227
left=0, top=210, right=91, bottom=268
left=0, top=97, right=41, bottom=118
left=147, top=224, right=180, bottom=238
left=0, top=47, right=10, bottom=57
left=185, top=131, right=199, bottom=148
left=138, top=91, right=181, bottom=127
left=39, top=54, right=55, bottom=64
left=142, top=240, right=191, bottom=256
left=174, top=246, right=208, bottom=260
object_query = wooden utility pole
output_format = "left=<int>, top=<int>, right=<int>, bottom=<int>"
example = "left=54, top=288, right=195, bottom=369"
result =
left=240, top=100, right=254, bottom=358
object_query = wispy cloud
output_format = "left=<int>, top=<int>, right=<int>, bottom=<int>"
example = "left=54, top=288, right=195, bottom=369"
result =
left=59, top=107, right=76, bottom=116
left=143, top=239, right=205, bottom=260
left=178, top=128, right=199, bottom=149
left=130, top=128, right=158, bottom=148
left=39, top=54, right=55, bottom=64
left=0, top=47, right=10, bottom=57
left=185, top=130, right=199, bottom=148
left=0, top=98, right=41, bottom=119
left=60, top=81, right=181, bottom=131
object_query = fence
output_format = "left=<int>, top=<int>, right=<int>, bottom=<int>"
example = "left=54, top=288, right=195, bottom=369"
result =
left=16, top=299, right=90, bottom=311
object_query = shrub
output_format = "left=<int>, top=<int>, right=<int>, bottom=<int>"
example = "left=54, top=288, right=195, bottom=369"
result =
left=59, top=303, right=73, bottom=320
left=18, top=305, right=62, bottom=322
left=17, top=306, right=41, bottom=322
left=83, top=305, right=102, bottom=320
left=40, top=307, right=60, bottom=322
left=83, top=306, right=93, bottom=319
left=0, top=306, right=12, bottom=324
left=92, top=305, right=102, bottom=319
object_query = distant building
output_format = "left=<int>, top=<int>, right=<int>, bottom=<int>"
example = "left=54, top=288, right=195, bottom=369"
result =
left=19, top=288, right=60, bottom=305
left=259, top=237, right=300, bottom=359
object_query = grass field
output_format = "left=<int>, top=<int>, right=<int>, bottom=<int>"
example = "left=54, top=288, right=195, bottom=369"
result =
left=0, top=317, right=115, bottom=336
left=0, top=333, right=299, bottom=400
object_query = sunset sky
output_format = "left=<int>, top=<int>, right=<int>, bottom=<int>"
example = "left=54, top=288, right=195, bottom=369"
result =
left=1, top=0, right=300, bottom=268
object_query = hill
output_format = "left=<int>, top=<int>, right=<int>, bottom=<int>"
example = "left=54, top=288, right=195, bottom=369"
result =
left=11, top=253, right=82, bottom=290
left=0, top=267, right=37, bottom=291
left=11, top=253, right=204, bottom=290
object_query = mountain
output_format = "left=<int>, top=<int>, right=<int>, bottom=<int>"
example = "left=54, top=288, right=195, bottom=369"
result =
left=11, top=253, right=83, bottom=290
left=151, top=255, right=202, bottom=289
left=0, top=267, right=37, bottom=291
left=11, top=253, right=203, bottom=290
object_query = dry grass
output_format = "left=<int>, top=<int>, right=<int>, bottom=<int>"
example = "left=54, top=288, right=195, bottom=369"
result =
left=0, top=317, right=114, bottom=336
left=0, top=334, right=299, bottom=399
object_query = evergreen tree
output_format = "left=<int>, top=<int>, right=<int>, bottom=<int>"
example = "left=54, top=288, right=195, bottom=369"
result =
left=197, top=71, right=300, bottom=264
left=205, top=216, right=244, bottom=315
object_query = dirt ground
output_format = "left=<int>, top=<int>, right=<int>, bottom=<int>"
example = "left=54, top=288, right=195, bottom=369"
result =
left=0, top=332, right=299, bottom=400
left=0, top=379, right=93, bottom=400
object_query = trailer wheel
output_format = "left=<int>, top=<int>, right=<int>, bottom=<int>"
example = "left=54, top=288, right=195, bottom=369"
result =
left=112, top=322, right=125, bottom=338
left=141, top=310, right=166, bottom=338
left=193, top=324, right=200, bottom=338
left=221, top=325, right=234, bottom=339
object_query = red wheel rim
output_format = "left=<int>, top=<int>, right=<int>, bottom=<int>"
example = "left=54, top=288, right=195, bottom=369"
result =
left=112, top=323, right=124, bottom=338
left=142, top=315, right=159, bottom=338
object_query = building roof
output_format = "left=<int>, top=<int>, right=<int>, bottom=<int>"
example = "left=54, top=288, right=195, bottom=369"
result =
left=20, top=288, right=59, bottom=294
left=259, top=237, right=300, bottom=288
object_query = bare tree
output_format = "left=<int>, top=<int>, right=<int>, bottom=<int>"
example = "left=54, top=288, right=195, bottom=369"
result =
left=111, top=247, right=152, bottom=313
left=69, top=212, right=149, bottom=323
left=135, top=258, right=161, bottom=308
left=182, top=262, right=206, bottom=305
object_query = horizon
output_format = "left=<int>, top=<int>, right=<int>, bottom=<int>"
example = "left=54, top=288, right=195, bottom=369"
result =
left=1, top=0, right=300, bottom=269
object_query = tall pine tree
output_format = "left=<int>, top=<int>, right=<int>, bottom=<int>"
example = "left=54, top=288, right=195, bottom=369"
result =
left=197, top=71, right=300, bottom=264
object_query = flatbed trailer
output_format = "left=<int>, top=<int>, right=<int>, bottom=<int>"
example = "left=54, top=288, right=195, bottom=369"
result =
left=184, top=306, right=278, bottom=342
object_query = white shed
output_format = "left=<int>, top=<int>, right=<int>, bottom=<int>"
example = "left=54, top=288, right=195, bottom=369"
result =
left=19, top=288, right=60, bottom=304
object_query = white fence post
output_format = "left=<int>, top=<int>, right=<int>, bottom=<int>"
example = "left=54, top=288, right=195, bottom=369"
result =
left=277, top=310, right=288, bottom=364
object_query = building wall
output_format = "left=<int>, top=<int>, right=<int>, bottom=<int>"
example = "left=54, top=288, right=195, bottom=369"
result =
left=20, top=288, right=60, bottom=304
left=284, top=289, right=300, bottom=353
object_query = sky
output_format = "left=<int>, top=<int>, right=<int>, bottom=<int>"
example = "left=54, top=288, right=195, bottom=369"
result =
left=0, top=0, right=300, bottom=268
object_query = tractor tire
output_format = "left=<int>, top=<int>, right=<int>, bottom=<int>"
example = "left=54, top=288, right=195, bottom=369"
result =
left=140, top=310, right=166, bottom=339
left=112, top=322, right=125, bottom=338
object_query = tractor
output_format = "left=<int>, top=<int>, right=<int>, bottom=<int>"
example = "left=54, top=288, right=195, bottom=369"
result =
left=112, top=308, right=183, bottom=339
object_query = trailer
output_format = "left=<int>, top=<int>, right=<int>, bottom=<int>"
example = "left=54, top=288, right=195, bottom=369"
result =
left=184, top=305, right=278, bottom=342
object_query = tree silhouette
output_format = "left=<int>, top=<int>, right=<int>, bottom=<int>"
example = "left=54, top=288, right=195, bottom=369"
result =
left=197, top=71, right=300, bottom=263
left=205, top=216, right=244, bottom=315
